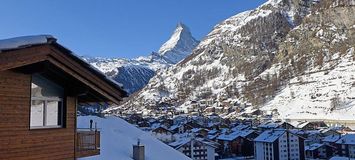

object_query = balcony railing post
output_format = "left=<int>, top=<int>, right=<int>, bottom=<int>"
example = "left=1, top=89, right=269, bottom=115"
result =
left=76, top=128, right=101, bottom=158
left=95, top=130, right=97, bottom=150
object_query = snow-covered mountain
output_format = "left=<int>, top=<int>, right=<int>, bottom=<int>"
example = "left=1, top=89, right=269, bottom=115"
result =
left=158, top=23, right=199, bottom=64
left=112, top=0, right=355, bottom=120
left=86, top=23, right=199, bottom=94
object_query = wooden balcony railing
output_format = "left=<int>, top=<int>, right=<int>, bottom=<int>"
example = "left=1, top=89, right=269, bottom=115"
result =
left=75, top=129, right=100, bottom=158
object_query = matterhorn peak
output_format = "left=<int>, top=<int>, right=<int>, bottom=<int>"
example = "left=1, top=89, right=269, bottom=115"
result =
left=158, top=23, right=199, bottom=64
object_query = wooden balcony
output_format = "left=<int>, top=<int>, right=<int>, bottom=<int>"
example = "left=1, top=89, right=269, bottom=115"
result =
left=75, top=129, right=100, bottom=158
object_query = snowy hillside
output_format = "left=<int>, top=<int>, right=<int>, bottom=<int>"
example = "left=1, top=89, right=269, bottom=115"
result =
left=85, top=57, right=164, bottom=94
left=113, top=0, right=355, bottom=120
left=77, top=116, right=190, bottom=160
left=86, top=23, right=198, bottom=94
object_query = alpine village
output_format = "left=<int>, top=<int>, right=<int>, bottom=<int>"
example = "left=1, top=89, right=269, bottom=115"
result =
left=1, top=0, right=355, bottom=160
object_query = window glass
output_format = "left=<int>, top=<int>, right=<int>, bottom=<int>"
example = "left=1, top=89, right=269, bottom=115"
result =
left=30, top=100, right=44, bottom=127
left=46, top=101, right=60, bottom=126
left=30, top=74, right=64, bottom=129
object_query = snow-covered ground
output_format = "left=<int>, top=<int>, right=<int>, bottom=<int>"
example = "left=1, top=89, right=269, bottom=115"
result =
left=263, top=48, right=355, bottom=120
left=77, top=116, right=190, bottom=160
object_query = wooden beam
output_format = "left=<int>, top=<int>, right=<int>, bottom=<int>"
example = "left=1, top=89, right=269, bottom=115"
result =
left=0, top=44, right=125, bottom=104
left=49, top=47, right=125, bottom=98
left=46, top=57, right=121, bottom=104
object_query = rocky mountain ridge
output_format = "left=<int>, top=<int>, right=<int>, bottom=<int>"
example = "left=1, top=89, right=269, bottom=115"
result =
left=110, top=0, right=355, bottom=120
left=87, top=23, right=199, bottom=94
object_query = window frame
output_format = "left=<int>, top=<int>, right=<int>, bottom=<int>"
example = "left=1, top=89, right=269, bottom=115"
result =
left=30, top=75, right=65, bottom=130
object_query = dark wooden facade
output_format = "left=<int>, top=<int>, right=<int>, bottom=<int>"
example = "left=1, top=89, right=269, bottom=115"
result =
left=0, top=70, right=77, bottom=159
left=217, top=132, right=257, bottom=157
left=0, top=36, right=126, bottom=159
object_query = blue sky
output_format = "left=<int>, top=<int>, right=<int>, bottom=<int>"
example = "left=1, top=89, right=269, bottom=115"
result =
left=0, top=0, right=266, bottom=58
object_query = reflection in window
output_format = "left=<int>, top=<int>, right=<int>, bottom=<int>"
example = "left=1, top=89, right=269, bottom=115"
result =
left=30, top=74, right=64, bottom=129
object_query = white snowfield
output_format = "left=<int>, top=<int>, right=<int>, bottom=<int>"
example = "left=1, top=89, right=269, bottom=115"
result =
left=77, top=116, right=191, bottom=160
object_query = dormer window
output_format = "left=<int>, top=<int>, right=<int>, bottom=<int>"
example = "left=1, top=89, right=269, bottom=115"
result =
left=30, top=74, right=64, bottom=129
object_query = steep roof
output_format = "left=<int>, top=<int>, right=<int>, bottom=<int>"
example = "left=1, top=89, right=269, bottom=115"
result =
left=0, top=35, right=53, bottom=51
left=254, top=129, right=286, bottom=143
left=231, top=124, right=250, bottom=131
left=305, top=143, right=336, bottom=151
left=336, top=134, right=355, bottom=145
left=0, top=35, right=127, bottom=104
left=305, top=143, right=323, bottom=151
left=169, top=137, right=218, bottom=149
left=323, top=134, right=342, bottom=143
left=217, top=129, right=255, bottom=141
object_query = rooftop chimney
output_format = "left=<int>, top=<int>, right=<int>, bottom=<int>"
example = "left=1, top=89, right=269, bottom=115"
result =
left=133, top=139, right=145, bottom=160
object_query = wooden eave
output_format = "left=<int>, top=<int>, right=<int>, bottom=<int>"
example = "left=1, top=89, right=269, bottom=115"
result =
left=0, top=44, right=127, bottom=105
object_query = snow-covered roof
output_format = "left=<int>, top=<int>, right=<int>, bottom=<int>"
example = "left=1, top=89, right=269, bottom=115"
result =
left=191, top=128, right=208, bottom=133
left=208, top=129, right=219, bottom=135
left=0, top=35, right=54, bottom=51
left=207, top=134, right=219, bottom=140
left=217, top=129, right=254, bottom=141
left=290, top=121, right=310, bottom=129
left=169, top=124, right=182, bottom=131
left=169, top=138, right=191, bottom=148
left=336, top=134, right=355, bottom=145
left=77, top=116, right=190, bottom=160
left=329, top=156, right=353, bottom=160
left=305, top=143, right=324, bottom=151
left=152, top=126, right=170, bottom=132
left=288, top=129, right=305, bottom=135
left=169, top=137, right=218, bottom=149
left=150, top=123, right=165, bottom=130
left=323, top=134, right=342, bottom=143
left=258, top=121, right=285, bottom=129
left=254, top=129, right=286, bottom=143
left=231, top=124, right=250, bottom=131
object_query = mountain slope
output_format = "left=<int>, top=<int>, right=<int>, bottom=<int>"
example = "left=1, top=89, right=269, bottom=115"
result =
left=87, top=23, right=198, bottom=94
left=113, top=66, right=155, bottom=94
left=260, top=0, right=355, bottom=119
left=158, top=23, right=199, bottom=64
left=113, top=0, right=355, bottom=120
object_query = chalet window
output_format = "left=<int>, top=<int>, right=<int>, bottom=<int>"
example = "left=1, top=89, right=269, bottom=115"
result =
left=30, top=75, right=64, bottom=129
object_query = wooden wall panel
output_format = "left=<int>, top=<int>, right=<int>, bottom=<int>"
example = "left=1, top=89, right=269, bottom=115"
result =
left=0, top=70, right=76, bottom=160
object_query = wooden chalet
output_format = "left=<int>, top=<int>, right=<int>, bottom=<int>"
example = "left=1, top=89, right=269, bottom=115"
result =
left=0, top=35, right=127, bottom=159
left=217, top=129, right=258, bottom=157
left=152, top=126, right=172, bottom=135
left=305, top=143, right=337, bottom=159
left=292, top=121, right=328, bottom=130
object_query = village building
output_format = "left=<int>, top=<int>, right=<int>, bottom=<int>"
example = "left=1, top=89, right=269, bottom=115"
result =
left=335, top=134, right=355, bottom=158
left=289, top=130, right=324, bottom=146
left=191, top=128, right=210, bottom=138
left=0, top=35, right=127, bottom=159
left=207, top=129, right=220, bottom=141
left=169, top=137, right=218, bottom=160
left=152, top=126, right=174, bottom=143
left=258, top=121, right=295, bottom=131
left=170, top=123, right=185, bottom=134
left=254, top=129, right=305, bottom=160
left=217, top=129, right=257, bottom=158
left=184, top=121, right=204, bottom=131
left=323, top=134, right=342, bottom=146
left=291, top=121, right=328, bottom=130
left=305, top=143, right=336, bottom=160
